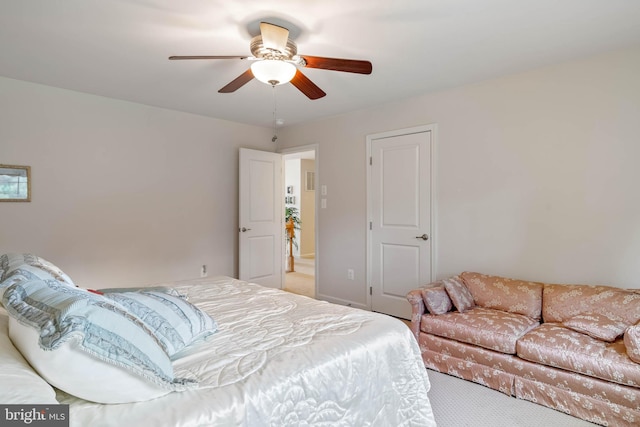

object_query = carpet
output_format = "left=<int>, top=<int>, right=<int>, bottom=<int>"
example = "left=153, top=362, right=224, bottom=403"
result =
left=284, top=272, right=315, bottom=298
left=426, top=369, right=598, bottom=426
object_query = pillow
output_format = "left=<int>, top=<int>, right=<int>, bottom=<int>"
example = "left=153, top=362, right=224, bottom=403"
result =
left=563, top=313, right=628, bottom=342
left=443, top=276, right=475, bottom=312
left=421, top=286, right=452, bottom=315
left=96, top=286, right=183, bottom=295
left=103, top=289, right=217, bottom=358
left=2, top=278, right=197, bottom=403
left=0, top=253, right=76, bottom=287
left=624, top=325, right=640, bottom=363
left=0, top=308, right=58, bottom=404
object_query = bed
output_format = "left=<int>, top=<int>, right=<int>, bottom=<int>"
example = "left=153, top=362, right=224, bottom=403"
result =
left=0, top=271, right=436, bottom=427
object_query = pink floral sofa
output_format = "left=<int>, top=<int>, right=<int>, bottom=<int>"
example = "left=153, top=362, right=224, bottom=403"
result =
left=407, top=272, right=640, bottom=426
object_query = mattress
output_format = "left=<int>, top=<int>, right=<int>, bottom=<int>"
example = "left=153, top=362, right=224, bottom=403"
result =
left=50, top=276, right=436, bottom=426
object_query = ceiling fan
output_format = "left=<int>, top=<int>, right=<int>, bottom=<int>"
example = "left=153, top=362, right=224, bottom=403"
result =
left=169, top=22, right=372, bottom=100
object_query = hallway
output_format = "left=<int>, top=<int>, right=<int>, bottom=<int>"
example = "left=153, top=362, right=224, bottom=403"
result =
left=284, top=256, right=315, bottom=298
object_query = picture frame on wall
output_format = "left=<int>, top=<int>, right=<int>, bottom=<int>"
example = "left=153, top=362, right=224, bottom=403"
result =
left=286, top=186, right=293, bottom=194
left=0, top=164, right=31, bottom=202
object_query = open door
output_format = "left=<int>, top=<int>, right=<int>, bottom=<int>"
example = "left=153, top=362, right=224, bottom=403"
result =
left=239, top=148, right=283, bottom=288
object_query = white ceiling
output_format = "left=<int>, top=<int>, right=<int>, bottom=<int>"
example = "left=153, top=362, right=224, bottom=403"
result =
left=2, top=1, right=640, bottom=129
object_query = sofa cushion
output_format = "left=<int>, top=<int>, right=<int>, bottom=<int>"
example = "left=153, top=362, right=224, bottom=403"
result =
left=562, top=313, right=628, bottom=342
left=517, top=323, right=640, bottom=388
left=624, top=325, right=640, bottom=364
left=443, top=276, right=475, bottom=312
left=460, top=272, right=543, bottom=320
left=542, top=283, right=640, bottom=325
left=421, top=286, right=452, bottom=315
left=420, top=307, right=539, bottom=354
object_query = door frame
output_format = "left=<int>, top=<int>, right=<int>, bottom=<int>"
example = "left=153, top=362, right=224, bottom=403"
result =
left=366, top=124, right=438, bottom=311
left=278, top=143, right=320, bottom=295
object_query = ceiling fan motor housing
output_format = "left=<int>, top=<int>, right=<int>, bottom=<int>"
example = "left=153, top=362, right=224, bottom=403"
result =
left=250, top=35, right=299, bottom=62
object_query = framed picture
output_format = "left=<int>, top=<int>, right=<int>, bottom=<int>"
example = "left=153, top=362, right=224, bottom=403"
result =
left=0, top=164, right=31, bottom=202
left=286, top=186, right=293, bottom=194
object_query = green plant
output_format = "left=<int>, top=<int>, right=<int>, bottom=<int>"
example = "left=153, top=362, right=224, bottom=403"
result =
left=285, top=206, right=301, bottom=253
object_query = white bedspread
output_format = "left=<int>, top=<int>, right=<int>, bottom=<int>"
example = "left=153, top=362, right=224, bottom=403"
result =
left=56, top=277, right=436, bottom=426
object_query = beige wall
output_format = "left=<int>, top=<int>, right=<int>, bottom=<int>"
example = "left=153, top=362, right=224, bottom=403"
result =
left=278, top=46, right=640, bottom=306
left=0, top=76, right=273, bottom=288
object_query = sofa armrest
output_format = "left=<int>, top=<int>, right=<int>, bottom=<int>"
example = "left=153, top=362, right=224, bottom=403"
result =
left=406, top=289, right=425, bottom=341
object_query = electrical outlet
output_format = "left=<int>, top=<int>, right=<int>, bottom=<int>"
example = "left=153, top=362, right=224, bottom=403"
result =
left=347, top=269, right=355, bottom=280
left=200, top=264, right=207, bottom=278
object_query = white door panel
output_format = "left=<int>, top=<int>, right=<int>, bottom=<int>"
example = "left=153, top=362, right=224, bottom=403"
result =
left=368, top=126, right=434, bottom=319
left=239, top=148, right=283, bottom=288
left=381, top=244, right=420, bottom=297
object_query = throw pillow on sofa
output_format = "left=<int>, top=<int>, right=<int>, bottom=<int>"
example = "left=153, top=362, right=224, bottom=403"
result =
left=563, top=313, right=628, bottom=342
left=443, top=276, right=475, bottom=312
left=421, top=286, right=452, bottom=315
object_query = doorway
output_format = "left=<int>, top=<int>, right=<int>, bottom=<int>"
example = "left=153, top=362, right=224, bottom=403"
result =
left=281, top=146, right=317, bottom=298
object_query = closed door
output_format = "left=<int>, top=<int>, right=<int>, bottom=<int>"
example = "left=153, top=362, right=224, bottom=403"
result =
left=239, top=148, right=283, bottom=288
left=368, top=126, right=434, bottom=319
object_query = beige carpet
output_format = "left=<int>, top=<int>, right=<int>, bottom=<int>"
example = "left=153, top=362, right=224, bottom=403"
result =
left=284, top=256, right=315, bottom=298
left=426, top=369, right=598, bottom=426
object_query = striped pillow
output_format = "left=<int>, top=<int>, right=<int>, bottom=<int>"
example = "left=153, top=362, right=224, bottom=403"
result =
left=0, top=253, right=75, bottom=287
left=103, top=289, right=217, bottom=358
left=2, top=278, right=197, bottom=403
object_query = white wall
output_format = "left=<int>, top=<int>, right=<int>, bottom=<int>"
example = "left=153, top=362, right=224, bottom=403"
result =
left=0, top=76, right=273, bottom=288
left=278, top=46, right=640, bottom=307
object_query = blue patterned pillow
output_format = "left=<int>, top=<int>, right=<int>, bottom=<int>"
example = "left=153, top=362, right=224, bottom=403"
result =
left=1, top=279, right=197, bottom=403
left=102, top=289, right=218, bottom=358
left=0, top=253, right=75, bottom=287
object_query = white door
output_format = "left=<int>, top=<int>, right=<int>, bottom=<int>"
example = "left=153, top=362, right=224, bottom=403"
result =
left=239, top=148, right=283, bottom=288
left=368, top=126, right=435, bottom=319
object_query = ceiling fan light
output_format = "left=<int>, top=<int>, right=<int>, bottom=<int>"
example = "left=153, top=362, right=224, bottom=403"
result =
left=251, top=60, right=296, bottom=86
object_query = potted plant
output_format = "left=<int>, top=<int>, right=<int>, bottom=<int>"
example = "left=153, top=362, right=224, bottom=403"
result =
left=285, top=206, right=301, bottom=271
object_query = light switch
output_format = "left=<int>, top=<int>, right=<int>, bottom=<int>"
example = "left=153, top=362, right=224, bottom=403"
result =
left=321, top=198, right=327, bottom=209
left=321, top=185, right=327, bottom=196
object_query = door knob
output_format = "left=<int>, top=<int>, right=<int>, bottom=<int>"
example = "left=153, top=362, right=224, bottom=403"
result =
left=240, top=227, right=252, bottom=232
left=415, top=234, right=429, bottom=241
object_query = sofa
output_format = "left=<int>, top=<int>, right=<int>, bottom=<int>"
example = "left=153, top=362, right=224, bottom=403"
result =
left=407, top=272, right=640, bottom=426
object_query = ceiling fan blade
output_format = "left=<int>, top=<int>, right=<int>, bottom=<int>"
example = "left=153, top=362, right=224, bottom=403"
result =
left=218, top=69, right=254, bottom=93
left=290, top=69, right=326, bottom=100
left=169, top=55, right=249, bottom=60
left=260, top=22, right=289, bottom=53
left=301, top=56, right=372, bottom=74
